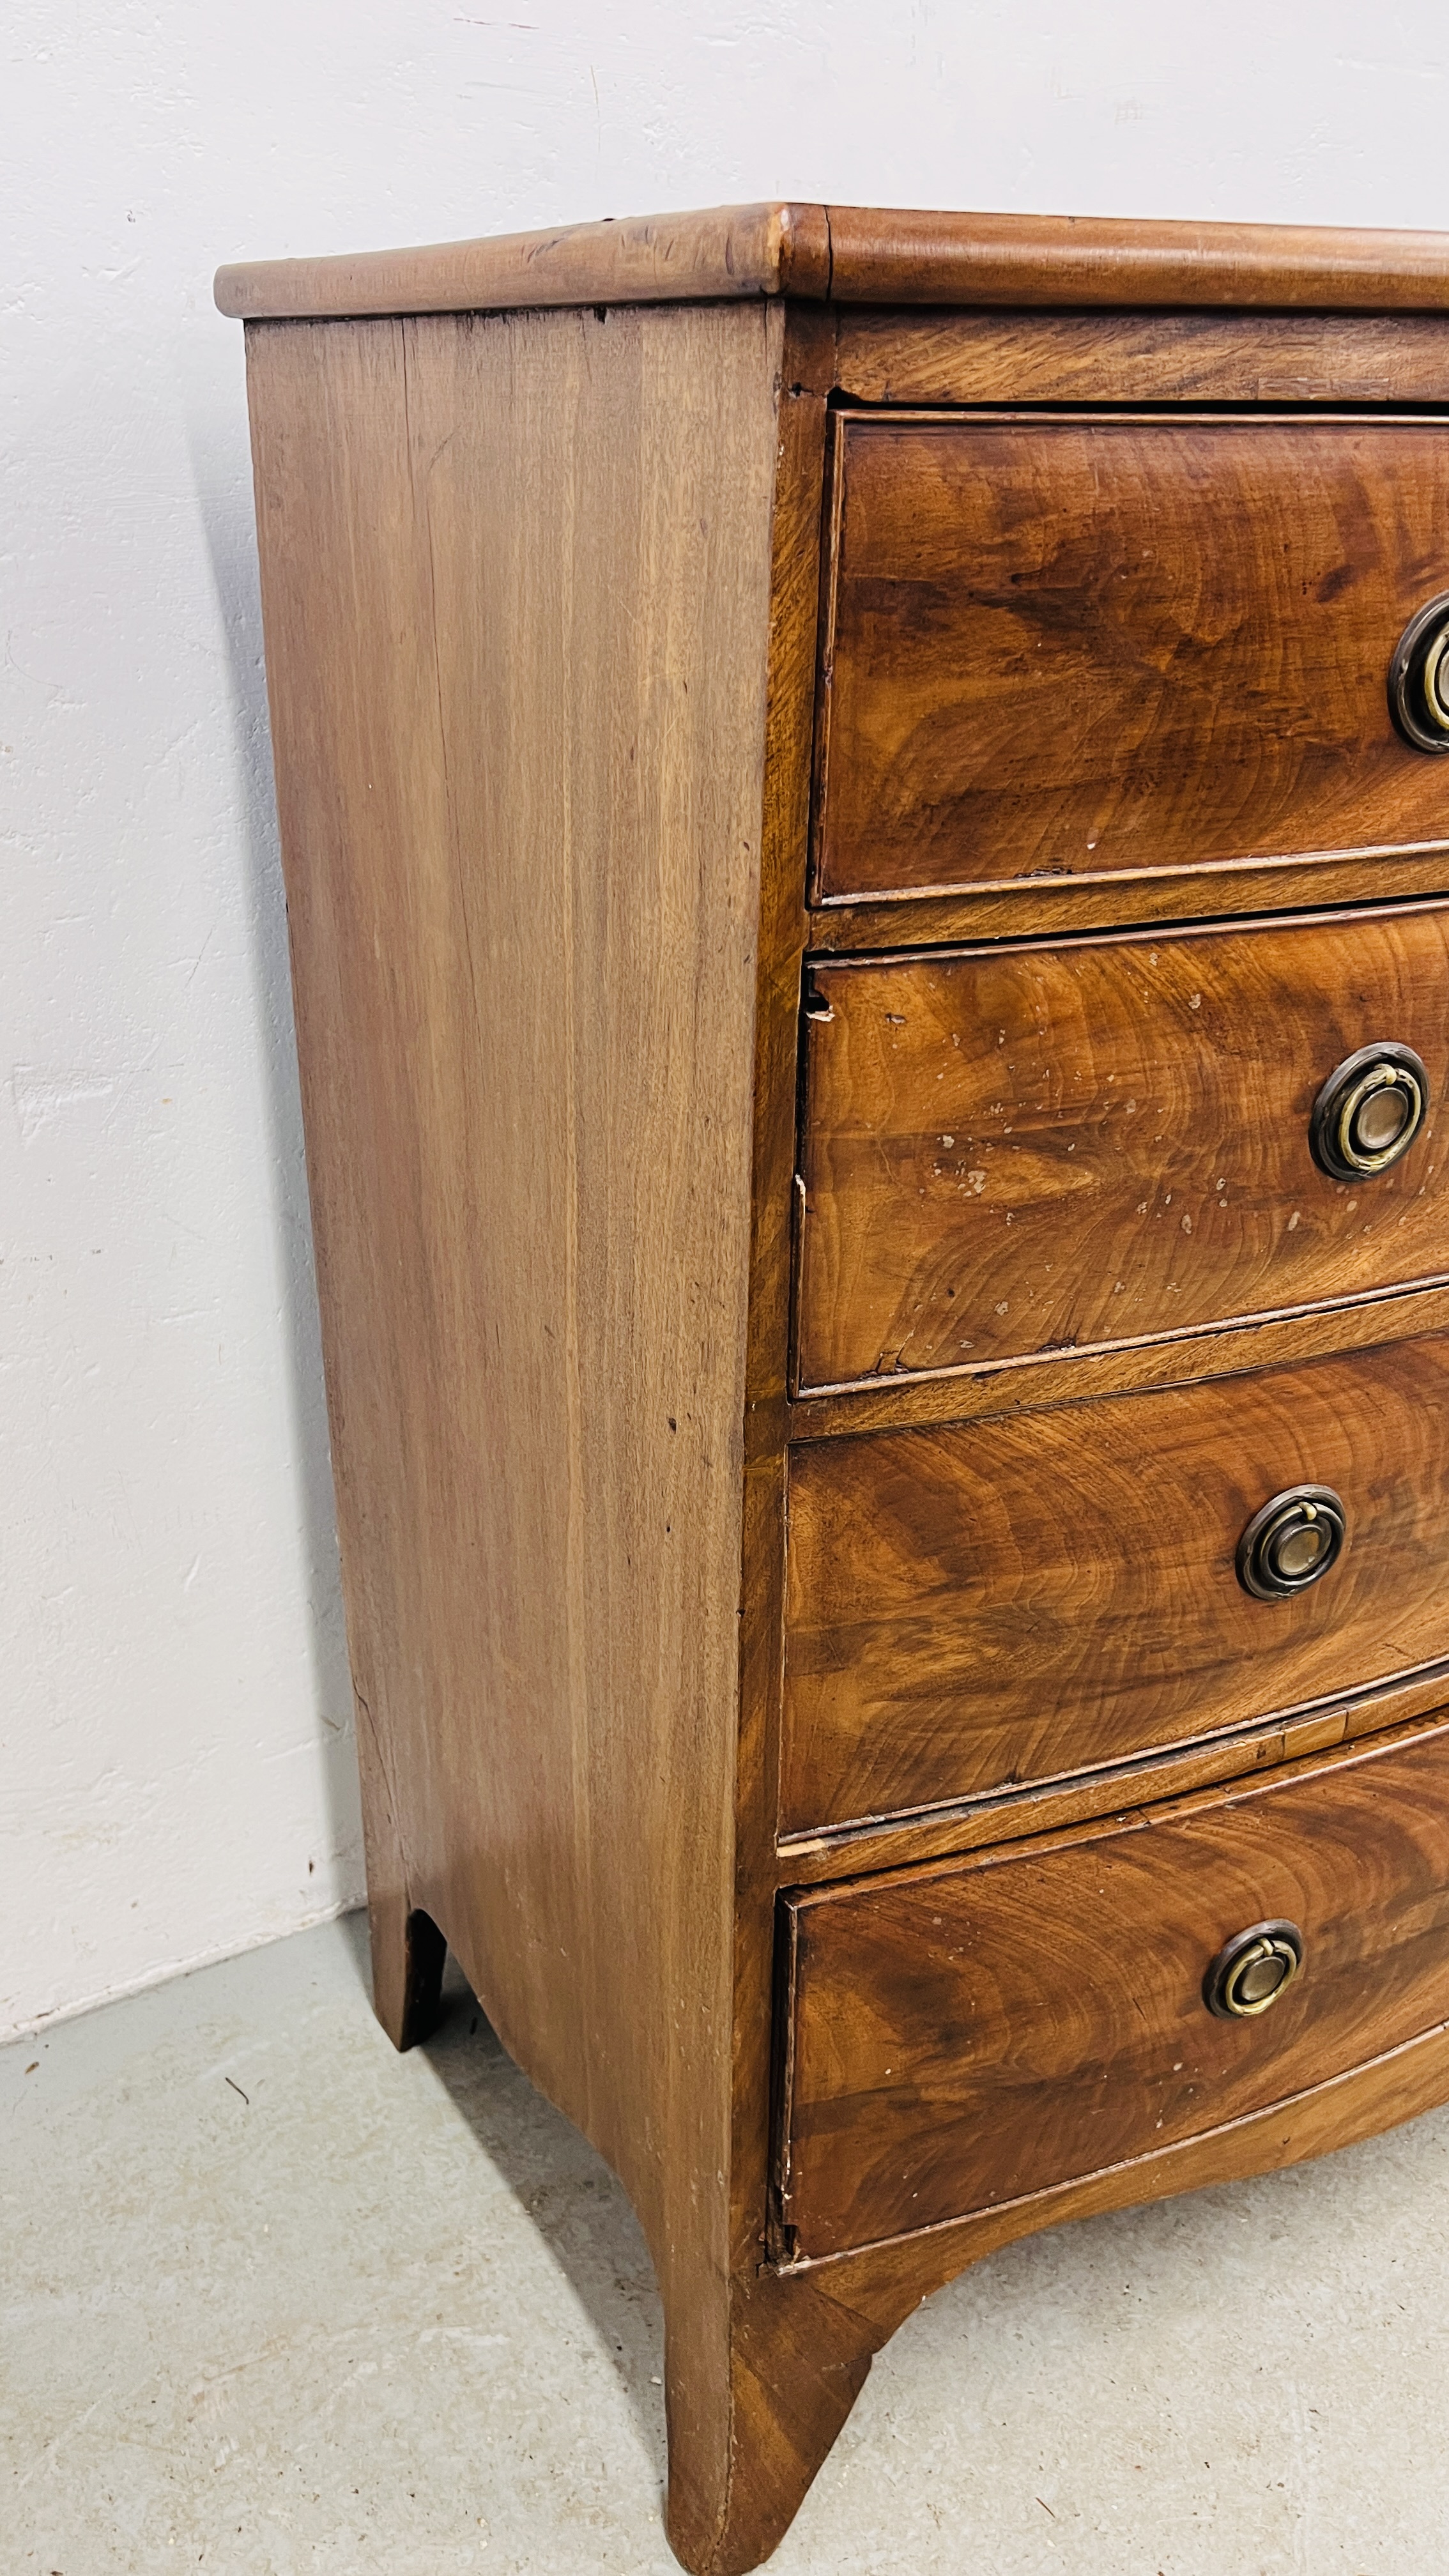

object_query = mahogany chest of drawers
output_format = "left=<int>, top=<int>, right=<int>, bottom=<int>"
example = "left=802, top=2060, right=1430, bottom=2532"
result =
left=218, top=204, right=1449, bottom=2572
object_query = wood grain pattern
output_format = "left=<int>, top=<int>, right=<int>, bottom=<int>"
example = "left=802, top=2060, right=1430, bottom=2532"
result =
left=783, top=1330, right=1449, bottom=1833
left=685, top=1993, right=1449, bottom=2563
left=832, top=309, right=1449, bottom=408
left=217, top=203, right=1449, bottom=321
left=716, top=1999, right=1449, bottom=2561
left=790, top=1274, right=1449, bottom=1442
left=806, top=850, right=1449, bottom=953
left=244, top=300, right=784, bottom=2563
left=796, top=904, right=1449, bottom=1392
left=776, top=1719, right=1449, bottom=2260
left=776, top=1657, right=1449, bottom=1885
left=820, top=204, right=1449, bottom=311
left=218, top=203, right=831, bottom=319
left=815, top=413, right=1449, bottom=903
left=779, top=1993, right=1449, bottom=2284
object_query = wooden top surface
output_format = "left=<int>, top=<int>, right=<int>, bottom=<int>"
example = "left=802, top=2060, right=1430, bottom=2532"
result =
left=215, top=202, right=1449, bottom=321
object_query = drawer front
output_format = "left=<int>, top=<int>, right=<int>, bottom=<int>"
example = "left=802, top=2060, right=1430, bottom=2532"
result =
left=815, top=413, right=1449, bottom=903
left=795, top=905, right=1449, bottom=1392
left=782, top=1332, right=1449, bottom=1834
left=776, top=1722, right=1449, bottom=2261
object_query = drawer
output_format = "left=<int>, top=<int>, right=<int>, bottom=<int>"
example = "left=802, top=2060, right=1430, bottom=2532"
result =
left=815, top=412, right=1449, bottom=904
left=782, top=1331, right=1449, bottom=1834
left=795, top=904, right=1449, bottom=1392
left=774, top=1720, right=1449, bottom=2262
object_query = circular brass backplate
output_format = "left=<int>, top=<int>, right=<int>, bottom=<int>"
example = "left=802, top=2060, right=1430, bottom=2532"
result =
left=1236, top=1484, right=1347, bottom=1600
left=1390, top=592, right=1449, bottom=751
left=1204, top=1919, right=1305, bottom=2021
left=1310, top=1042, right=1429, bottom=1183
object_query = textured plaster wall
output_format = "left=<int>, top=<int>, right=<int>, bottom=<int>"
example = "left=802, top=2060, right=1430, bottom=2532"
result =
left=5, top=2, right=1448, bottom=2041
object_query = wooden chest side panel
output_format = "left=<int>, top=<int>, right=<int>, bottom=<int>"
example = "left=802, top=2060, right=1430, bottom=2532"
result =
left=796, top=905, right=1449, bottom=1390
left=244, top=303, right=781, bottom=2307
left=816, top=413, right=1449, bottom=901
left=783, top=1332, right=1449, bottom=1832
left=778, top=1721, right=1449, bottom=2260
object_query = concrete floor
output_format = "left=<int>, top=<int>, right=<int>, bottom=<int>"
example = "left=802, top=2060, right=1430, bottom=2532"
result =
left=4, top=1921, right=1448, bottom=2576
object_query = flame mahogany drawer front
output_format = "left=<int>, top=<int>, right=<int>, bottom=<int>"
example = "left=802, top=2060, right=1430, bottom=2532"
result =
left=775, top=1721, right=1449, bottom=2263
left=794, top=903, right=1449, bottom=1394
left=813, top=411, right=1449, bottom=906
left=783, top=1330, right=1449, bottom=1834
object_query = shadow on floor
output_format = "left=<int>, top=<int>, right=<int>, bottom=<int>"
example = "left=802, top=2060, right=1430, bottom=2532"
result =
left=345, top=1919, right=671, bottom=2497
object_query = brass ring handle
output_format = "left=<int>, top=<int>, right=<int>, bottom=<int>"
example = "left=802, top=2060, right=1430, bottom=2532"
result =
left=1236, top=1483, right=1346, bottom=1600
left=1204, top=1920, right=1305, bottom=2020
left=1390, top=592, right=1449, bottom=751
left=1310, top=1042, right=1429, bottom=1182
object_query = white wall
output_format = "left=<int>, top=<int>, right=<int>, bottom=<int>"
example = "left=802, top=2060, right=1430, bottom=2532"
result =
left=6, top=1, right=1448, bottom=2043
